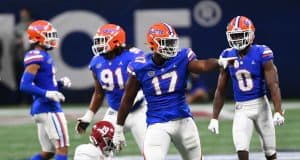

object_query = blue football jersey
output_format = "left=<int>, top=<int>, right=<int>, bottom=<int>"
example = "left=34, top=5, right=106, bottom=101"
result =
left=220, top=44, right=274, bottom=102
left=89, top=47, right=144, bottom=111
left=23, top=49, right=62, bottom=115
left=127, top=48, right=196, bottom=125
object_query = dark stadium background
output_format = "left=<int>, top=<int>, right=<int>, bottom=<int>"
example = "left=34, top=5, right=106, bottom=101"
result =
left=0, top=0, right=299, bottom=104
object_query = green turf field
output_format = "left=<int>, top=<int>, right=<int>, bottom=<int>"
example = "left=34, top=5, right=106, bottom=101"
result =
left=0, top=107, right=299, bottom=160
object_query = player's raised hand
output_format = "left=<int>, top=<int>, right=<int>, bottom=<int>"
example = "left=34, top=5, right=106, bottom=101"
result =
left=59, top=76, right=72, bottom=88
left=208, top=119, right=219, bottom=134
left=113, top=124, right=126, bottom=152
left=273, top=112, right=285, bottom=126
left=75, top=110, right=94, bottom=135
left=45, top=91, right=65, bottom=102
left=218, top=56, right=238, bottom=69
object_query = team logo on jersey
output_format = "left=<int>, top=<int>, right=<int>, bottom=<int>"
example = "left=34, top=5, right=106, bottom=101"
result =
left=96, top=63, right=102, bottom=69
left=119, top=61, right=123, bottom=65
left=234, top=60, right=239, bottom=69
left=147, top=71, right=155, bottom=77
left=251, top=60, right=256, bottom=65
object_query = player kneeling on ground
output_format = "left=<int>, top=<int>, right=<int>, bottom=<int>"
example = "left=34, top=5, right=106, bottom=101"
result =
left=74, top=121, right=115, bottom=160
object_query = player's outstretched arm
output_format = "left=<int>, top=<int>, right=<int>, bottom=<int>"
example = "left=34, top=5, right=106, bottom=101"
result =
left=20, top=64, right=65, bottom=102
left=114, top=75, right=140, bottom=152
left=76, top=73, right=105, bottom=134
left=208, top=68, right=229, bottom=134
left=188, top=57, right=237, bottom=73
left=188, top=58, right=219, bottom=73
left=264, top=60, right=284, bottom=125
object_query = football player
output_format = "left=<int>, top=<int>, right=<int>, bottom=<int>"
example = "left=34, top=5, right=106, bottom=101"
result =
left=75, top=24, right=146, bottom=153
left=20, top=20, right=71, bottom=160
left=74, top=121, right=115, bottom=160
left=207, top=16, right=285, bottom=160
left=113, top=22, right=236, bottom=160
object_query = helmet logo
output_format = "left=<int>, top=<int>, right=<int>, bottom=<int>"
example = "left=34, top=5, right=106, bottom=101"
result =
left=103, top=28, right=119, bottom=34
left=148, top=28, right=164, bottom=35
left=96, top=126, right=111, bottom=137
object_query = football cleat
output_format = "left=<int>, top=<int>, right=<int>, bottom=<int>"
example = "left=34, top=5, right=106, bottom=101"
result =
left=27, top=20, right=59, bottom=49
left=92, top=24, right=126, bottom=55
left=147, top=22, right=179, bottom=59
left=226, top=16, right=255, bottom=50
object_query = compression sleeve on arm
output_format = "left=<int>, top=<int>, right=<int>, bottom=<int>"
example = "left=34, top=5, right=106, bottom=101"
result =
left=20, top=72, right=46, bottom=97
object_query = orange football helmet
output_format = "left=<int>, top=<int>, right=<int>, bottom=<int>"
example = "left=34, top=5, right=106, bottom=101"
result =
left=147, top=22, right=179, bottom=59
left=226, top=16, right=255, bottom=50
left=92, top=24, right=126, bottom=55
left=27, top=20, right=59, bottom=48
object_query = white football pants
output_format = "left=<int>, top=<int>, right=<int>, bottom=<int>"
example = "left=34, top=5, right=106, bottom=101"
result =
left=33, top=112, right=69, bottom=152
left=103, top=102, right=147, bottom=153
left=233, top=96, right=276, bottom=156
left=143, top=117, right=202, bottom=160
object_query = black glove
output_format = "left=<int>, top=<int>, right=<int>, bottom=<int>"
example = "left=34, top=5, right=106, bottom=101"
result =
left=75, top=120, right=90, bottom=134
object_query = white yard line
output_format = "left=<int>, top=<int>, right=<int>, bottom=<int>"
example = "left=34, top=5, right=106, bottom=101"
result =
left=114, top=152, right=300, bottom=160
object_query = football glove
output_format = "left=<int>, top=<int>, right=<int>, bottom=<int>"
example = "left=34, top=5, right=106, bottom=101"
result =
left=45, top=91, right=65, bottom=102
left=273, top=112, right=285, bottom=126
left=113, top=124, right=126, bottom=152
left=75, top=109, right=94, bottom=134
left=208, top=119, right=219, bottom=134
left=59, top=77, right=72, bottom=88
left=218, top=56, right=238, bottom=69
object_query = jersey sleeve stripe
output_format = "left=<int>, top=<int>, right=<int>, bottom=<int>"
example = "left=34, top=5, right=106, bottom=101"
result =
left=262, top=50, right=273, bottom=57
left=187, top=50, right=195, bottom=59
left=127, top=66, right=136, bottom=75
left=263, top=50, right=273, bottom=54
left=24, top=55, right=44, bottom=63
left=187, top=50, right=196, bottom=61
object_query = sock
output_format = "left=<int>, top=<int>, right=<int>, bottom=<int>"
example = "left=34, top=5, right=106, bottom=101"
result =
left=31, top=153, right=43, bottom=160
left=55, top=154, right=68, bottom=160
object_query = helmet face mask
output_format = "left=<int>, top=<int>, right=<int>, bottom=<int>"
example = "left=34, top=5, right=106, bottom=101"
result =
left=92, top=24, right=126, bottom=56
left=226, top=16, right=255, bottom=51
left=41, top=29, right=59, bottom=49
left=92, top=35, right=111, bottom=55
left=226, top=30, right=253, bottom=50
left=154, top=37, right=179, bottom=59
left=101, top=137, right=115, bottom=156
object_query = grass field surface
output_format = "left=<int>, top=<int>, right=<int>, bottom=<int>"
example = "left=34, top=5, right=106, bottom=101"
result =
left=0, top=102, right=299, bottom=159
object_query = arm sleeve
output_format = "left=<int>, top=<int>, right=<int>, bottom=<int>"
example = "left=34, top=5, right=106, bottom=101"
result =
left=20, top=72, right=46, bottom=97
left=127, top=63, right=136, bottom=76
left=24, top=54, right=44, bottom=66
left=186, top=48, right=197, bottom=62
left=261, top=46, right=274, bottom=64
